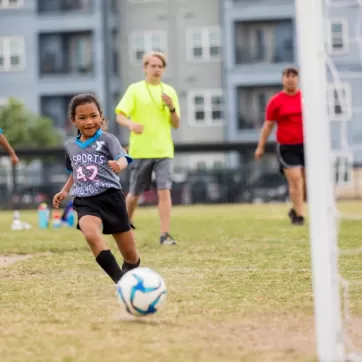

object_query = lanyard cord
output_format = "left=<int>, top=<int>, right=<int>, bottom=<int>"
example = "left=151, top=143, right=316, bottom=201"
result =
left=145, top=81, right=165, bottom=111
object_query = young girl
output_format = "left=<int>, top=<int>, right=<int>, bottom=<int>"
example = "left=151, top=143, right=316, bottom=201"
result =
left=0, top=128, right=19, bottom=165
left=53, top=93, right=140, bottom=284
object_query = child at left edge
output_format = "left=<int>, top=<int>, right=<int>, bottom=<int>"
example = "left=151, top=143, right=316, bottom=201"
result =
left=53, top=93, right=141, bottom=285
left=0, top=129, right=19, bottom=165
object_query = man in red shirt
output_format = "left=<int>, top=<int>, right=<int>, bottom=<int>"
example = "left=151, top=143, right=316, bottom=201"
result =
left=255, top=67, right=305, bottom=225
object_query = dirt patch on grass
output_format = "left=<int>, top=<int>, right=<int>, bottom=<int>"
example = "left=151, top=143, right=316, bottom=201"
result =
left=0, top=254, right=33, bottom=267
left=195, top=315, right=316, bottom=360
left=199, top=315, right=362, bottom=361
left=118, top=313, right=317, bottom=360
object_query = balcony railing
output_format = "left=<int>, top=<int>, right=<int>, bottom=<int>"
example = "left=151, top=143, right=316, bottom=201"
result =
left=38, top=0, right=93, bottom=14
left=40, top=62, right=93, bottom=76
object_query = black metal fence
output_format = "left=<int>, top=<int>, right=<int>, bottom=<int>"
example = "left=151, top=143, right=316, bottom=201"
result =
left=0, top=142, right=361, bottom=210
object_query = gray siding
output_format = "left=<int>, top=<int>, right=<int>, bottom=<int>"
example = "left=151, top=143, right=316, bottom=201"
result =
left=222, top=0, right=295, bottom=143
left=0, top=0, right=119, bottom=135
left=118, top=0, right=223, bottom=146
left=222, top=0, right=362, bottom=164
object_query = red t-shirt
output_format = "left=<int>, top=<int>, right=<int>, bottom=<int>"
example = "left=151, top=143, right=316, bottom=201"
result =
left=265, top=90, right=303, bottom=144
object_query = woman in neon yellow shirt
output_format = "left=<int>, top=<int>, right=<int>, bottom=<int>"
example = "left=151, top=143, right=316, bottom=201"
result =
left=116, top=52, right=180, bottom=245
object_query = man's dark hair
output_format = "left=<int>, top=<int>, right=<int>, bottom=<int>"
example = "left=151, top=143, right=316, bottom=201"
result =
left=282, top=67, right=299, bottom=76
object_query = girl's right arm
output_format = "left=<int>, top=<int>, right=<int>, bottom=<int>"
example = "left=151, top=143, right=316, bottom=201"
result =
left=62, top=174, right=74, bottom=193
left=53, top=174, right=74, bottom=208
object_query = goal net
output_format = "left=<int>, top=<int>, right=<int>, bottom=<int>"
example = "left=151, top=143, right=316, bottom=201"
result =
left=295, top=0, right=362, bottom=361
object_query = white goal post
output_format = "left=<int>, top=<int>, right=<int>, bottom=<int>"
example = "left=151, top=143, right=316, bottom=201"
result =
left=294, top=0, right=345, bottom=361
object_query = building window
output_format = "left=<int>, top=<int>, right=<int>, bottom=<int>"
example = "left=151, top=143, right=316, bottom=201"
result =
left=236, top=86, right=280, bottom=130
left=39, top=32, right=93, bottom=75
left=235, top=20, right=294, bottom=64
left=188, top=90, right=224, bottom=126
left=40, top=95, right=78, bottom=136
left=0, top=37, right=25, bottom=72
left=333, top=152, right=353, bottom=185
left=129, top=31, right=166, bottom=64
left=112, top=30, right=119, bottom=75
left=0, top=0, right=23, bottom=8
left=186, top=27, right=221, bottom=62
left=327, top=19, right=348, bottom=54
left=327, top=83, right=351, bottom=121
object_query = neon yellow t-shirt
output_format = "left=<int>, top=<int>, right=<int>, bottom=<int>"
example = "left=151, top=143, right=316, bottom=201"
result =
left=115, top=80, right=180, bottom=159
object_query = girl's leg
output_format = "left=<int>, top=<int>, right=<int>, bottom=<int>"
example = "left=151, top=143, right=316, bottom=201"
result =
left=112, top=230, right=140, bottom=272
left=79, top=215, right=123, bottom=284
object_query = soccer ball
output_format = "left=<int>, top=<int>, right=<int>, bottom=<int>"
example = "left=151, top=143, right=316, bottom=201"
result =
left=116, top=267, right=167, bottom=317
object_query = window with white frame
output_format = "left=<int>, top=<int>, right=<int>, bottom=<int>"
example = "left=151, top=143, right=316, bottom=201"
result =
left=327, top=83, right=351, bottom=120
left=0, top=37, right=25, bottom=71
left=129, top=31, right=166, bottom=64
left=332, top=151, right=353, bottom=185
left=327, top=19, right=349, bottom=54
left=188, top=90, right=224, bottom=126
left=186, top=27, right=221, bottom=62
left=0, top=0, right=23, bottom=8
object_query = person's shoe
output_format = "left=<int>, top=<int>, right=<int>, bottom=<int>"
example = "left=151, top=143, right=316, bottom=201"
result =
left=160, top=232, right=177, bottom=245
left=288, top=208, right=297, bottom=223
left=122, top=258, right=140, bottom=273
left=292, top=215, right=305, bottom=226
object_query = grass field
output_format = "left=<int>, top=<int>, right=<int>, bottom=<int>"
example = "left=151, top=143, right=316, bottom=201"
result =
left=1, top=202, right=362, bottom=362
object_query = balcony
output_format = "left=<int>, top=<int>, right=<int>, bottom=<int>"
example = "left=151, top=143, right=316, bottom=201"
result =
left=234, top=20, right=294, bottom=65
left=41, top=94, right=79, bottom=137
left=236, top=85, right=280, bottom=130
left=39, top=31, right=94, bottom=77
left=37, top=0, right=93, bottom=14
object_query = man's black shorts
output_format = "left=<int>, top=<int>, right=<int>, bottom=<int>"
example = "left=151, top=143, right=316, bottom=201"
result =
left=73, top=188, right=131, bottom=235
left=276, top=143, right=305, bottom=174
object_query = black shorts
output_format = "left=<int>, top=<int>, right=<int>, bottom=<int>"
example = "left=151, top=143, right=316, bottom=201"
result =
left=276, top=143, right=305, bottom=174
left=73, top=188, right=131, bottom=235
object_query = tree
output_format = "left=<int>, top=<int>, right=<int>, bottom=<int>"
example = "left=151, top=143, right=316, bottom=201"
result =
left=0, top=98, right=62, bottom=147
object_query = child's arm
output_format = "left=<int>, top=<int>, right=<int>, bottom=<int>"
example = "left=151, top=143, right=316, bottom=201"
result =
left=106, top=134, right=133, bottom=174
left=53, top=174, right=74, bottom=208
left=61, top=174, right=74, bottom=193
left=113, top=157, right=129, bottom=172
left=53, top=150, right=74, bottom=208
left=0, top=131, right=19, bottom=165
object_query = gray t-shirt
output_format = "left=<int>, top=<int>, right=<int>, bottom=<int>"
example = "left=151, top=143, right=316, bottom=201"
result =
left=65, top=130, right=132, bottom=197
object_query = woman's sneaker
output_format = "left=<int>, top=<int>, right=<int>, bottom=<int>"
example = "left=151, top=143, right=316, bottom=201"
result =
left=288, top=208, right=297, bottom=222
left=160, top=232, right=177, bottom=245
left=292, top=215, right=305, bottom=225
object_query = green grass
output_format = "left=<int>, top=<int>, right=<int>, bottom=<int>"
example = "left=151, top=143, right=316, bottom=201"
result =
left=0, top=202, right=362, bottom=362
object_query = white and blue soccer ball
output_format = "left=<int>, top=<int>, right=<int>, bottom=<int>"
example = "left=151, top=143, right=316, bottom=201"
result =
left=116, top=267, right=167, bottom=317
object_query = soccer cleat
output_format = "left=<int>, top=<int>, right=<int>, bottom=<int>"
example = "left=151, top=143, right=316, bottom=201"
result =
left=292, top=215, right=305, bottom=226
left=122, top=258, right=141, bottom=273
left=160, top=232, right=177, bottom=245
left=288, top=208, right=297, bottom=222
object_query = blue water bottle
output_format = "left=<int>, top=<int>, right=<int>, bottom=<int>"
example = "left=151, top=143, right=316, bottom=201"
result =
left=67, top=207, right=75, bottom=227
left=38, top=203, right=49, bottom=229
